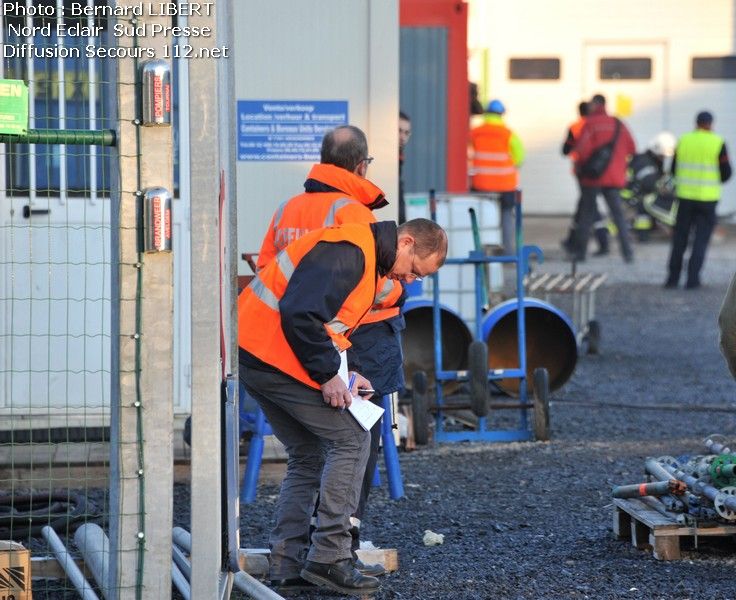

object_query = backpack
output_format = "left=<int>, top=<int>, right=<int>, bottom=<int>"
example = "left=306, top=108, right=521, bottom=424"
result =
left=578, top=119, right=621, bottom=179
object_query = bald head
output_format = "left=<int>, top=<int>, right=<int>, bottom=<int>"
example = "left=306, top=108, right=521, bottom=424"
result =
left=320, top=125, right=369, bottom=173
left=399, top=219, right=448, bottom=265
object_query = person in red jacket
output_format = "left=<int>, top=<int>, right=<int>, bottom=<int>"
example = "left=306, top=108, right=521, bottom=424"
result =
left=561, top=101, right=610, bottom=256
left=572, top=94, right=636, bottom=263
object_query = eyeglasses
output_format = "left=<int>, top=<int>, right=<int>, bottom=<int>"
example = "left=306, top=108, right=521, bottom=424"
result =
left=362, top=156, right=374, bottom=165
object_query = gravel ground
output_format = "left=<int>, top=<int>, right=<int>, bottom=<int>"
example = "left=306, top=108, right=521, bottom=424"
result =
left=26, top=220, right=736, bottom=600
left=230, top=224, right=736, bottom=600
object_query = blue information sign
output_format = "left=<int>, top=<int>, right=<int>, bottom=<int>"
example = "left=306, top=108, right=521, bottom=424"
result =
left=237, top=100, right=349, bottom=161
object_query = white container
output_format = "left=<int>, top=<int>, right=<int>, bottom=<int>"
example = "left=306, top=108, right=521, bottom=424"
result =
left=405, top=192, right=503, bottom=330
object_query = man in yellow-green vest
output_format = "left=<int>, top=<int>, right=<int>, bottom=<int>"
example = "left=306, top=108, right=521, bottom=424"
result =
left=665, top=111, right=732, bottom=289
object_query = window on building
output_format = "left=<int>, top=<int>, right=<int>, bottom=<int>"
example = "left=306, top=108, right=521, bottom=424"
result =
left=692, top=56, right=736, bottom=80
left=600, top=58, right=651, bottom=80
left=509, top=58, right=560, bottom=80
left=3, top=5, right=114, bottom=196
left=3, top=2, right=182, bottom=197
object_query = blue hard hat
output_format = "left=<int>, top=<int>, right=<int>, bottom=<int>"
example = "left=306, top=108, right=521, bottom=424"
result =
left=486, top=99, right=505, bottom=114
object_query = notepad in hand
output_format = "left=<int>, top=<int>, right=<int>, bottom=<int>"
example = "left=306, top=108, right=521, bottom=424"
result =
left=348, top=395, right=384, bottom=431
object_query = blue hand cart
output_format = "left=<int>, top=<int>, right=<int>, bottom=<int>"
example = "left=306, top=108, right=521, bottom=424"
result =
left=410, top=192, right=551, bottom=443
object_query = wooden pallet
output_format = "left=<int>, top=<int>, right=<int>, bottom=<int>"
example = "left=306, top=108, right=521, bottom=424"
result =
left=613, top=498, right=736, bottom=560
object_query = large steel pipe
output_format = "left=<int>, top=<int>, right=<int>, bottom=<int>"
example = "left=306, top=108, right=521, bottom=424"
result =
left=172, top=561, right=191, bottom=600
left=74, top=524, right=110, bottom=599
left=172, top=527, right=280, bottom=600
left=612, top=480, right=686, bottom=499
left=401, top=299, right=473, bottom=393
left=42, top=526, right=100, bottom=600
left=481, top=298, right=577, bottom=395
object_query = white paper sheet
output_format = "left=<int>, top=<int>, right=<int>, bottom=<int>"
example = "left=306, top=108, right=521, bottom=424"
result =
left=338, top=352, right=385, bottom=431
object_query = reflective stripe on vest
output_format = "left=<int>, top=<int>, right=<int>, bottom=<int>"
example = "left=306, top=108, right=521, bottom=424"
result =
left=260, top=191, right=400, bottom=323
left=323, top=198, right=355, bottom=227
left=239, top=223, right=377, bottom=389
left=270, top=198, right=357, bottom=255
left=675, top=131, right=724, bottom=202
left=360, top=277, right=402, bottom=324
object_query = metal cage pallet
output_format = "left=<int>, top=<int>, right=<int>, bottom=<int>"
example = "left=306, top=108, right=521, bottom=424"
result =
left=525, top=271, right=607, bottom=354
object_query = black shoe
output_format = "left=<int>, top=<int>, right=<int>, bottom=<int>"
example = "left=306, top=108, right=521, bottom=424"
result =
left=354, top=558, right=386, bottom=577
left=592, top=248, right=609, bottom=257
left=301, top=559, right=380, bottom=595
left=270, top=576, right=317, bottom=595
left=663, top=280, right=678, bottom=289
left=623, top=254, right=634, bottom=264
left=685, top=281, right=701, bottom=290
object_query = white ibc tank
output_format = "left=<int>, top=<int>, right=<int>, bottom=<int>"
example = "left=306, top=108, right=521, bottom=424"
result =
left=405, top=192, right=503, bottom=329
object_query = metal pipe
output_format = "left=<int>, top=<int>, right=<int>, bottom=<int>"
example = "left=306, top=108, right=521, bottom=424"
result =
left=172, top=544, right=192, bottom=582
left=174, top=527, right=283, bottom=600
left=42, top=526, right=100, bottom=600
left=172, top=561, right=191, bottom=600
left=232, top=571, right=285, bottom=600
left=612, top=479, right=686, bottom=499
left=644, top=458, right=678, bottom=482
left=704, top=436, right=732, bottom=455
left=659, top=462, right=736, bottom=519
left=55, top=0, right=67, bottom=204
left=0, top=129, right=116, bottom=146
left=173, top=526, right=193, bottom=553
left=381, top=393, right=404, bottom=499
left=638, top=496, right=692, bottom=525
left=74, top=524, right=111, bottom=599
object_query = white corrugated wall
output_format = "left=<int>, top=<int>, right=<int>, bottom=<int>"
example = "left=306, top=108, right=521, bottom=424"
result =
left=467, top=0, right=736, bottom=215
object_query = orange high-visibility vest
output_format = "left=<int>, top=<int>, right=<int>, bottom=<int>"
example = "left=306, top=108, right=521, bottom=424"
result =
left=569, top=117, right=586, bottom=162
left=239, top=223, right=378, bottom=389
left=256, top=164, right=386, bottom=269
left=256, top=163, right=402, bottom=322
left=470, top=123, right=518, bottom=192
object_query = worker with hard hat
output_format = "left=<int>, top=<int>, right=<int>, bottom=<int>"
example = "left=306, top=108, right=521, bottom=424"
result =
left=469, top=98, right=525, bottom=254
left=665, top=110, right=732, bottom=289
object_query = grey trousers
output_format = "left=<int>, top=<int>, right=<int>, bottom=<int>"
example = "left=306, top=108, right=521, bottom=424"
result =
left=240, top=364, right=370, bottom=579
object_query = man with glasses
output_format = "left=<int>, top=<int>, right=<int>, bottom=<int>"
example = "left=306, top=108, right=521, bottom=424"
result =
left=240, top=218, right=447, bottom=596
left=251, top=124, right=421, bottom=595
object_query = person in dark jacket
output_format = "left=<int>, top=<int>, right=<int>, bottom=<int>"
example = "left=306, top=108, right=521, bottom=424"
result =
left=572, top=94, right=637, bottom=262
left=239, top=219, right=447, bottom=596
left=255, top=125, right=406, bottom=581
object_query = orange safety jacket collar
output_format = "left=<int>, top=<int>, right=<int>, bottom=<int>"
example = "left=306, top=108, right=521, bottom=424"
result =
left=304, top=163, right=388, bottom=210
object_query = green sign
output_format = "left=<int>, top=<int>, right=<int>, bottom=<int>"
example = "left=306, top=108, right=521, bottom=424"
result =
left=0, top=79, right=29, bottom=135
